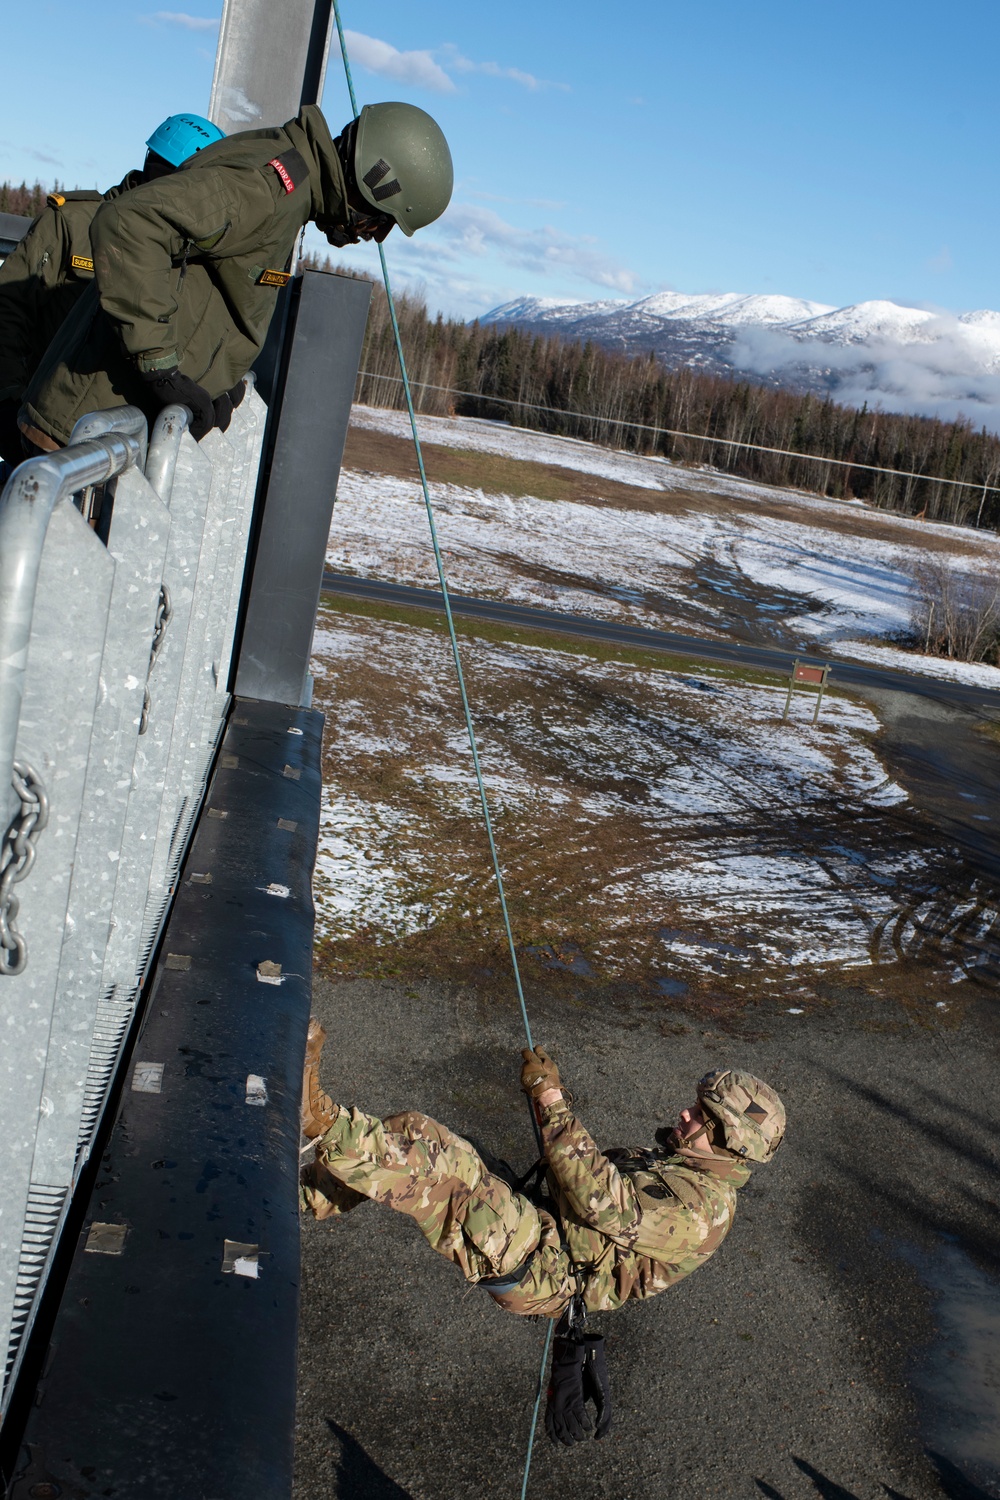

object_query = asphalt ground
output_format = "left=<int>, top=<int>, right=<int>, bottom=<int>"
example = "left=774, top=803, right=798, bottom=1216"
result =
left=294, top=972, right=1000, bottom=1500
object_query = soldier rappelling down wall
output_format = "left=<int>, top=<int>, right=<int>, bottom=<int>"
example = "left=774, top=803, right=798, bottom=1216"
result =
left=16, top=102, right=453, bottom=454
left=301, top=1031, right=785, bottom=1444
left=0, top=113, right=225, bottom=467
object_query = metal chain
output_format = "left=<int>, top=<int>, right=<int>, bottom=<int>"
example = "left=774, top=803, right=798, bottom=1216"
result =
left=138, top=583, right=173, bottom=736
left=0, top=759, right=50, bottom=976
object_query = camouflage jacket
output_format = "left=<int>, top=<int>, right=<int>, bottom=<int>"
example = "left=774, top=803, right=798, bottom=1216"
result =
left=539, top=1095, right=751, bottom=1314
left=0, top=175, right=140, bottom=403
left=22, top=106, right=348, bottom=444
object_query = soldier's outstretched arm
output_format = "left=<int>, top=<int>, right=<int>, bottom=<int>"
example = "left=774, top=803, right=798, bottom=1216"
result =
left=539, top=1095, right=643, bottom=1238
left=541, top=1094, right=734, bottom=1264
left=89, top=169, right=279, bottom=373
left=520, top=1046, right=641, bottom=1236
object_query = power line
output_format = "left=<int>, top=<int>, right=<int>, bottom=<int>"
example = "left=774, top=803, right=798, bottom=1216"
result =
left=355, top=370, right=1000, bottom=501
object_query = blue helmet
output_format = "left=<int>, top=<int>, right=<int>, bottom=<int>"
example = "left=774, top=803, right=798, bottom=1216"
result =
left=146, top=114, right=225, bottom=168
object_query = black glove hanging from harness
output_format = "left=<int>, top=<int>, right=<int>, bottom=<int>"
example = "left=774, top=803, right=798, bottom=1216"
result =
left=544, top=1334, right=592, bottom=1446
left=581, top=1333, right=612, bottom=1439
left=545, top=1299, right=613, bottom=1446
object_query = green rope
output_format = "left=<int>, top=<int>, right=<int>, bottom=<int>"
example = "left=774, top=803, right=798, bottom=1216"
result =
left=332, top=11, right=551, bottom=1495
left=331, top=4, right=535, bottom=1055
left=521, top=1319, right=554, bottom=1499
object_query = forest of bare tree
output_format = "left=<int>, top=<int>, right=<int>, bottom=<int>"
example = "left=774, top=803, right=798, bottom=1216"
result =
left=0, top=181, right=52, bottom=218
left=304, top=256, right=1000, bottom=532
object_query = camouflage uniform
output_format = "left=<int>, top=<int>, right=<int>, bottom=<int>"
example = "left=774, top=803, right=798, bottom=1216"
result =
left=302, top=1095, right=751, bottom=1319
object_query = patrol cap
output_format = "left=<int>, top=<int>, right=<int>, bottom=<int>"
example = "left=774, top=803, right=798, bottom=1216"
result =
left=697, top=1069, right=785, bottom=1162
left=146, top=114, right=225, bottom=168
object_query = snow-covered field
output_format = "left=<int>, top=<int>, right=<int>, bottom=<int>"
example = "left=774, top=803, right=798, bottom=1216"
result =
left=335, top=405, right=1000, bottom=688
left=310, top=609, right=951, bottom=992
left=310, top=406, right=999, bottom=995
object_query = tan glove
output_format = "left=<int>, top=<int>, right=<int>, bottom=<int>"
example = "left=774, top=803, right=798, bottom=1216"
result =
left=521, top=1045, right=561, bottom=1100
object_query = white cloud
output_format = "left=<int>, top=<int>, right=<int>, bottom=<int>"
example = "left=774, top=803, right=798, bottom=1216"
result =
left=342, top=31, right=568, bottom=95
left=439, top=43, right=568, bottom=91
left=731, top=316, right=1000, bottom=433
left=143, top=10, right=219, bottom=29
left=437, top=204, right=644, bottom=295
left=927, top=246, right=953, bottom=274
left=26, top=146, right=62, bottom=166
left=344, top=31, right=456, bottom=94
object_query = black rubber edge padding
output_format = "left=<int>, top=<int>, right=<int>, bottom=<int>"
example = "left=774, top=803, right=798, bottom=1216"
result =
left=8, top=697, right=324, bottom=1500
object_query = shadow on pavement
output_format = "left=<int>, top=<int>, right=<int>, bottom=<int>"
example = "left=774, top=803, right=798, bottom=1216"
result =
left=325, top=1420, right=415, bottom=1499
left=793, top=1455, right=864, bottom=1497
left=754, top=1447, right=995, bottom=1500
left=887, top=1449, right=1000, bottom=1500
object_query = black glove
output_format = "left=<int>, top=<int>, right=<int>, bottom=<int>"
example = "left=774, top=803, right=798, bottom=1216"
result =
left=581, top=1333, right=612, bottom=1439
left=544, top=1335, right=592, bottom=1446
left=139, top=366, right=215, bottom=442
left=212, top=378, right=247, bottom=434
left=0, top=398, right=23, bottom=467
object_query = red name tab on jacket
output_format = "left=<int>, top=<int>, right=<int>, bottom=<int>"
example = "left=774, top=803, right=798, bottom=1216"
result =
left=268, top=158, right=296, bottom=194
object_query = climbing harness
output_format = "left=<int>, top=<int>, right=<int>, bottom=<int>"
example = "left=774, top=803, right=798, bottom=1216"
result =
left=331, top=9, right=554, bottom=1490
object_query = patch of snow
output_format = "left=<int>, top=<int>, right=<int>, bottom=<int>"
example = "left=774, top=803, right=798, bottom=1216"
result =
left=833, top=640, right=1000, bottom=688
left=792, top=300, right=939, bottom=345
left=310, top=613, right=921, bottom=978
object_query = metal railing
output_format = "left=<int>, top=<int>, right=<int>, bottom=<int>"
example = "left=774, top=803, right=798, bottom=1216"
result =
left=0, top=386, right=265, bottom=1410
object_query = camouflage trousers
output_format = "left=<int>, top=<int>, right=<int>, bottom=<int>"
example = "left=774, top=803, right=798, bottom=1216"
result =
left=302, top=1106, right=576, bottom=1318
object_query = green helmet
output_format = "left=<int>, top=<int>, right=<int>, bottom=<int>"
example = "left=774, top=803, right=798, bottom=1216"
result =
left=353, top=102, right=453, bottom=237
left=697, top=1069, right=786, bottom=1162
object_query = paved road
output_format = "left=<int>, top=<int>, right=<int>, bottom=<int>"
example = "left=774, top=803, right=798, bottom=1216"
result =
left=321, top=571, right=1000, bottom=714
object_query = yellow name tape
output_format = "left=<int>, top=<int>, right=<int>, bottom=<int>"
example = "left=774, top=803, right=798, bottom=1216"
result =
left=258, top=268, right=291, bottom=288
left=70, top=255, right=94, bottom=272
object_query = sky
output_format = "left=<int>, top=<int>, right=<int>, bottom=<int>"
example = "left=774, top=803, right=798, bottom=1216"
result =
left=3, top=1, right=1000, bottom=324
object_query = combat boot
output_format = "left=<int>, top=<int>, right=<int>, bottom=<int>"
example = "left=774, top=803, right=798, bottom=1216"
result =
left=302, top=1016, right=337, bottom=1138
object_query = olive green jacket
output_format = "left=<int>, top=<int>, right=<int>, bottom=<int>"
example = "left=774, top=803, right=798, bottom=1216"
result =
left=0, top=177, right=140, bottom=404
left=22, top=106, right=348, bottom=443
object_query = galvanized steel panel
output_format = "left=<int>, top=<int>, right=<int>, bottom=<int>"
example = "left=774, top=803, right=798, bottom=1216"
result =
left=209, top=0, right=332, bottom=136
left=30, top=468, right=171, bottom=1190
left=0, top=502, right=114, bottom=1370
left=101, top=433, right=213, bottom=992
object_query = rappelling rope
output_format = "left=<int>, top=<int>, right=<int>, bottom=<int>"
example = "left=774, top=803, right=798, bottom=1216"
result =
left=331, top=8, right=553, bottom=1492
left=332, top=2, right=536, bottom=1060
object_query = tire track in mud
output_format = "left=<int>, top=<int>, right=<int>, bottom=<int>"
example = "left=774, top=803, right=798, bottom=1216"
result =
left=596, top=687, right=1000, bottom=986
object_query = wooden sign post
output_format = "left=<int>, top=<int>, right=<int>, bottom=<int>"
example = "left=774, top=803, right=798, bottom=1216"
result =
left=782, top=659, right=830, bottom=724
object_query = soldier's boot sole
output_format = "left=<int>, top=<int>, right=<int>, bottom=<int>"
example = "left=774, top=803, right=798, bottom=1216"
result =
left=302, top=1015, right=337, bottom=1139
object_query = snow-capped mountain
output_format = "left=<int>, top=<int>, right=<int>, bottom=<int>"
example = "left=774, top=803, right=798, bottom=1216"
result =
left=480, top=289, right=1000, bottom=427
